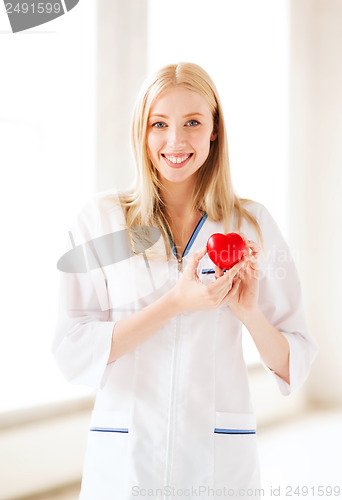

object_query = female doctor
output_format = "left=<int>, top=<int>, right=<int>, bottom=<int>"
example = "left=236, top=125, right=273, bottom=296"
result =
left=53, top=62, right=319, bottom=500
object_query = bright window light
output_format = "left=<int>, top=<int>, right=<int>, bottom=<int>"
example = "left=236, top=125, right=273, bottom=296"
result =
left=0, top=2, right=96, bottom=412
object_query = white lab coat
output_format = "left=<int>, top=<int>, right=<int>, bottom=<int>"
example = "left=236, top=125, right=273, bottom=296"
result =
left=53, top=189, right=318, bottom=500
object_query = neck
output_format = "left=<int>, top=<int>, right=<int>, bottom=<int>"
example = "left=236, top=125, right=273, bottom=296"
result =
left=160, top=177, right=197, bottom=219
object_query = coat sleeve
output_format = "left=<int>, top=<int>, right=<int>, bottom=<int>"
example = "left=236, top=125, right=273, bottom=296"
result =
left=256, top=204, right=319, bottom=396
left=52, top=197, right=116, bottom=389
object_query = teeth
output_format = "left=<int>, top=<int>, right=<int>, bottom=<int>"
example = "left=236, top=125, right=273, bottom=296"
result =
left=164, top=154, right=191, bottom=164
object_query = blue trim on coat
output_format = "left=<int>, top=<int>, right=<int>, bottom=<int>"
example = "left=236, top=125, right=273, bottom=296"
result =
left=183, top=212, right=208, bottom=257
left=90, top=427, right=129, bottom=433
left=168, top=212, right=208, bottom=258
left=214, top=428, right=256, bottom=434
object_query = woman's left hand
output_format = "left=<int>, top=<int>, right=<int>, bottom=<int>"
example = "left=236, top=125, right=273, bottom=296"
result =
left=214, top=234, right=261, bottom=321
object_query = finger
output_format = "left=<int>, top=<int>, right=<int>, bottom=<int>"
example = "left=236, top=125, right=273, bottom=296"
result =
left=207, top=252, right=247, bottom=289
left=207, top=269, right=234, bottom=294
left=188, top=246, right=207, bottom=265
left=221, top=277, right=241, bottom=304
left=248, top=268, right=260, bottom=280
left=245, top=266, right=259, bottom=276
left=239, top=233, right=261, bottom=257
left=243, top=262, right=259, bottom=280
left=228, top=276, right=241, bottom=295
left=210, top=261, right=245, bottom=294
left=244, top=255, right=258, bottom=268
left=226, top=255, right=248, bottom=278
left=246, top=240, right=261, bottom=255
left=239, top=232, right=250, bottom=255
left=196, top=245, right=208, bottom=257
left=214, top=265, right=224, bottom=280
left=248, top=257, right=259, bottom=268
left=186, top=246, right=207, bottom=277
left=231, top=275, right=241, bottom=287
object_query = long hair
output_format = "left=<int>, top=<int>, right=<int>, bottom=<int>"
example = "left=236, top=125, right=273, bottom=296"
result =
left=107, top=62, right=263, bottom=258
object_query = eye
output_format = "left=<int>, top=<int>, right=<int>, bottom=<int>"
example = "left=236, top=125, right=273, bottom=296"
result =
left=186, top=120, right=200, bottom=127
left=152, top=122, right=167, bottom=128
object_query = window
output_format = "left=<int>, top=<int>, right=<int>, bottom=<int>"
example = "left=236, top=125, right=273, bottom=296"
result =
left=0, top=1, right=96, bottom=413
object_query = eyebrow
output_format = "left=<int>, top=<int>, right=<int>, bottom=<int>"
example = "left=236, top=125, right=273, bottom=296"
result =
left=149, top=112, right=205, bottom=119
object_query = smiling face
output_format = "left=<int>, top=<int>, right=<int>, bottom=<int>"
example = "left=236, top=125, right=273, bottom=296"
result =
left=146, top=86, right=217, bottom=186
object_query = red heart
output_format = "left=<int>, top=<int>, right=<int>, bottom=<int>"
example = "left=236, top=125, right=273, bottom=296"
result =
left=206, top=232, right=245, bottom=270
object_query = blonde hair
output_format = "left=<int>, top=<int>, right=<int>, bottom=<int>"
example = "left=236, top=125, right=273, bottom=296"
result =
left=108, top=62, right=263, bottom=258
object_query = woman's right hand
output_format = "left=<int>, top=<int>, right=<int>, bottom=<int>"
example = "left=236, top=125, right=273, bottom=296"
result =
left=170, top=246, right=248, bottom=314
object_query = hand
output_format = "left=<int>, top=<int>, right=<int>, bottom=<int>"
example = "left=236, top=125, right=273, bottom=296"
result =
left=214, top=234, right=261, bottom=320
left=171, top=245, right=249, bottom=314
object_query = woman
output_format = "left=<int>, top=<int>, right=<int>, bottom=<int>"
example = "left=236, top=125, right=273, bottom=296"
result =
left=53, top=62, right=318, bottom=499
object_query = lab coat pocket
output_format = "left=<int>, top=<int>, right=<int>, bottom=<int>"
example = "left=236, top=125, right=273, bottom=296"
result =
left=214, top=412, right=260, bottom=491
left=80, top=409, right=130, bottom=499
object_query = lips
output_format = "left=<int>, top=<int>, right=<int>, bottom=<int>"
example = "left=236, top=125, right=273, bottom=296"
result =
left=161, top=153, right=193, bottom=168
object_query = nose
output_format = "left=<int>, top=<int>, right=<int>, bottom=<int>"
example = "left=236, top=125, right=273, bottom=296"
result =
left=166, top=125, right=186, bottom=148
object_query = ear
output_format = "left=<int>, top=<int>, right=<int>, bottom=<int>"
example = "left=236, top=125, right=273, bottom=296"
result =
left=210, top=119, right=218, bottom=141
left=210, top=127, right=218, bottom=141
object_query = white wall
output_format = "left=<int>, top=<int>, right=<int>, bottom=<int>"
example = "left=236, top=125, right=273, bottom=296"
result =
left=289, top=0, right=342, bottom=405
